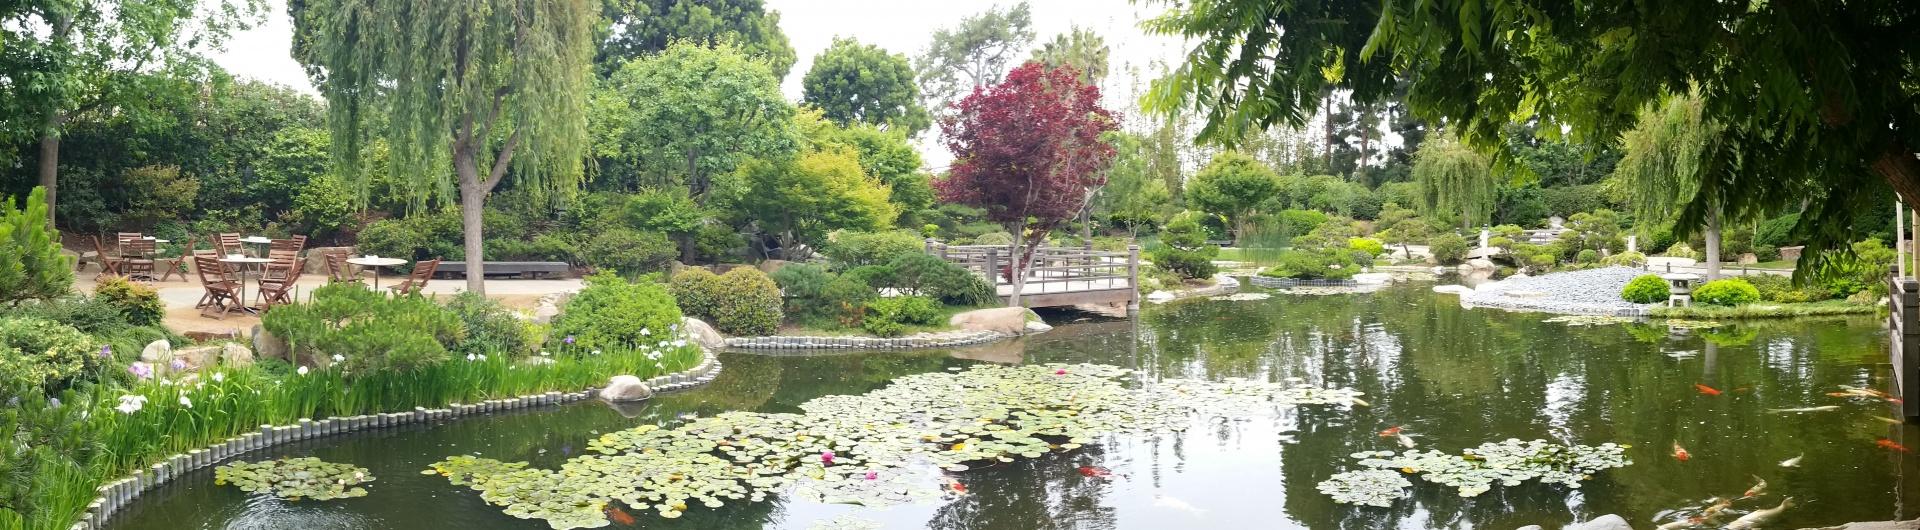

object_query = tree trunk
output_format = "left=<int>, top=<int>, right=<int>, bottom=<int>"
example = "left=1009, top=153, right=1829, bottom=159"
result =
left=1322, top=93, right=1334, bottom=170
left=37, top=113, right=60, bottom=223
left=456, top=154, right=488, bottom=295
left=1704, top=205, right=1722, bottom=281
left=1008, top=228, right=1026, bottom=306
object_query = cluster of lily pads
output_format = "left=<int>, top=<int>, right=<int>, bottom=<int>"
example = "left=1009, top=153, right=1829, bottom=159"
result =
left=1318, top=439, right=1630, bottom=506
left=427, top=363, right=1366, bottom=529
left=214, top=457, right=374, bottom=501
left=1543, top=315, right=1637, bottom=327
left=1661, top=319, right=1723, bottom=330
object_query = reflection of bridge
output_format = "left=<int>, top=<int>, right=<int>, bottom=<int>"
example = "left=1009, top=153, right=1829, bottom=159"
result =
left=924, top=240, right=1140, bottom=310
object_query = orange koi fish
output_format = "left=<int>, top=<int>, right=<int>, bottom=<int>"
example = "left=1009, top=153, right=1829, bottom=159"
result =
left=606, top=505, right=636, bottom=525
left=1378, top=426, right=1404, bottom=437
left=1877, top=438, right=1912, bottom=453
left=1672, top=442, right=1691, bottom=461
left=1695, top=384, right=1722, bottom=396
left=1078, top=465, right=1113, bottom=478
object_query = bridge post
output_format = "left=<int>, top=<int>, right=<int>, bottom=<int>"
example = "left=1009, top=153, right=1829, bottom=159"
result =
left=985, top=247, right=1001, bottom=287
left=1126, top=245, right=1141, bottom=315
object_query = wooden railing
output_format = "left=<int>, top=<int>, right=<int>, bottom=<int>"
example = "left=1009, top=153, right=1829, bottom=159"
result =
left=1893, top=276, right=1919, bottom=420
left=924, top=239, right=1141, bottom=309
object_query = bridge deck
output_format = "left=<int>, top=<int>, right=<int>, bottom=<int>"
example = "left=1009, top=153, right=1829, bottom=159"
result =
left=926, top=240, right=1141, bottom=309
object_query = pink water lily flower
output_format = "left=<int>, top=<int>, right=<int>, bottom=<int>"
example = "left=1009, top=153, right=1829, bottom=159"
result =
left=864, top=471, right=878, bottom=481
left=821, top=451, right=835, bottom=465
left=1055, top=369, right=1067, bottom=375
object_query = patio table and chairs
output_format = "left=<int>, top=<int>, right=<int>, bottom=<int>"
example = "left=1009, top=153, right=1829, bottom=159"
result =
left=156, top=236, right=196, bottom=282
left=324, top=250, right=369, bottom=284
left=346, top=255, right=408, bottom=289
left=216, top=253, right=273, bottom=314
left=194, top=256, right=244, bottom=320
left=91, top=235, right=127, bottom=276
left=387, top=259, right=440, bottom=296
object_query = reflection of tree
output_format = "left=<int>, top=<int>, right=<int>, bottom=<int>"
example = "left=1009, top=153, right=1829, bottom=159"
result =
left=926, top=445, right=1118, bottom=530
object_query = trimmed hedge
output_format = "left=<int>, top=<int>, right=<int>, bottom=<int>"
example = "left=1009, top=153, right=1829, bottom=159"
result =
left=861, top=296, right=941, bottom=337
left=1620, top=274, right=1670, bottom=304
left=670, top=268, right=784, bottom=336
left=1693, top=278, right=1761, bottom=306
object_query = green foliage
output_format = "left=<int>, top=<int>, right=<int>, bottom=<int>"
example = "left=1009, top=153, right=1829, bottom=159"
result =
left=669, top=268, right=783, bottom=336
left=1030, top=27, right=1109, bottom=85
left=1620, top=275, right=1671, bottom=304
left=914, top=1, right=1035, bottom=110
left=581, top=228, right=676, bottom=277
left=1612, top=91, right=1724, bottom=241
left=554, top=273, right=685, bottom=351
left=288, top=173, right=358, bottom=239
left=1563, top=210, right=1625, bottom=254
left=1743, top=274, right=1835, bottom=304
left=1150, top=212, right=1220, bottom=280
left=1097, top=131, right=1175, bottom=233
left=1347, top=237, right=1385, bottom=257
left=595, top=40, right=797, bottom=195
left=971, top=232, right=1014, bottom=246
left=351, top=212, right=465, bottom=266
left=1756, top=214, right=1801, bottom=249
left=1427, top=233, right=1471, bottom=265
left=802, top=37, right=930, bottom=134
left=1259, top=248, right=1358, bottom=280
left=93, top=277, right=163, bottom=327
left=0, top=188, right=74, bottom=306
left=1663, top=243, right=1700, bottom=260
left=823, top=230, right=924, bottom=269
left=734, top=148, right=898, bottom=251
left=1601, top=251, right=1648, bottom=268
left=1412, top=135, right=1495, bottom=228
left=594, top=0, right=796, bottom=78
left=0, top=317, right=100, bottom=394
left=861, top=296, right=941, bottom=337
left=1693, top=279, right=1761, bottom=306
left=1186, top=152, right=1280, bottom=235
left=114, top=165, right=201, bottom=230
left=623, top=188, right=705, bottom=236
left=261, top=284, right=466, bottom=371
left=885, top=253, right=996, bottom=306
left=444, top=292, right=535, bottom=357
left=1576, top=249, right=1599, bottom=264
left=770, top=264, right=873, bottom=324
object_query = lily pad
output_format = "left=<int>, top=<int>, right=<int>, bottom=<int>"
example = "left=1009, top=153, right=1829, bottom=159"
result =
left=214, top=457, right=374, bottom=501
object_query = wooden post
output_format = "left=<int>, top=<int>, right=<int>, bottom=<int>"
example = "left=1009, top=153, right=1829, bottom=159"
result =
left=1898, top=200, right=1906, bottom=278
left=985, top=247, right=1000, bottom=286
left=1126, top=245, right=1141, bottom=314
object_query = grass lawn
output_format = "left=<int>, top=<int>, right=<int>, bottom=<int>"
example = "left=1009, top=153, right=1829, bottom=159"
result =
left=1651, top=299, right=1881, bottom=319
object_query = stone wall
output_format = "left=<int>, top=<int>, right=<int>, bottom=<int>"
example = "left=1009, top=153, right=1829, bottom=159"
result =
left=724, top=330, right=1009, bottom=350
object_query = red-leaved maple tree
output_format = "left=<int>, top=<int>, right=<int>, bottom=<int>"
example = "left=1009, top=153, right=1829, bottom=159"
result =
left=937, top=62, right=1118, bottom=304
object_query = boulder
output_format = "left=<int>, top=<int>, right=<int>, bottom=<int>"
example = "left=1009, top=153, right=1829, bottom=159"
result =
left=1516, top=526, right=1544, bottom=530
left=1564, top=514, right=1632, bottom=530
left=1023, top=318, right=1053, bottom=334
left=1145, top=290, right=1177, bottom=304
left=174, top=345, right=222, bottom=370
left=530, top=294, right=564, bottom=324
left=756, top=259, right=792, bottom=274
left=1352, top=272, right=1393, bottom=285
left=949, top=307, right=1046, bottom=335
left=183, top=329, right=241, bottom=342
left=251, top=324, right=289, bottom=361
left=139, top=339, right=171, bottom=364
left=221, top=342, right=255, bottom=367
left=681, top=317, right=725, bottom=350
left=598, top=375, right=653, bottom=402
left=1738, top=252, right=1759, bottom=265
left=1467, top=257, right=1497, bottom=270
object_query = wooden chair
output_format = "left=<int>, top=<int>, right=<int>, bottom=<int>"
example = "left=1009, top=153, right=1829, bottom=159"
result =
left=389, top=259, right=439, bottom=297
left=156, top=236, right=196, bottom=282
left=324, top=250, right=366, bottom=284
left=262, top=249, right=300, bottom=283
left=116, top=232, right=142, bottom=247
left=91, top=236, right=127, bottom=276
left=194, top=256, right=243, bottom=319
left=270, top=235, right=308, bottom=254
left=217, top=233, right=243, bottom=256
left=121, top=238, right=157, bottom=279
left=258, top=259, right=303, bottom=309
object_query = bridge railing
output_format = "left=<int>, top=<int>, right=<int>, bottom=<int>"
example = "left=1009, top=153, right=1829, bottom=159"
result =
left=924, top=239, right=1139, bottom=301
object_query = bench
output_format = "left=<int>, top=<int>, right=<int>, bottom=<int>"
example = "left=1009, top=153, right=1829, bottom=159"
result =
left=433, top=261, right=571, bottom=279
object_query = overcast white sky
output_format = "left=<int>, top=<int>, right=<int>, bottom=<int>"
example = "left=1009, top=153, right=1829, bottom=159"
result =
left=205, top=0, right=1190, bottom=169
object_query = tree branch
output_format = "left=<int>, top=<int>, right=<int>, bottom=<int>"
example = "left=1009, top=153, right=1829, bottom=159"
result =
left=483, top=129, right=522, bottom=190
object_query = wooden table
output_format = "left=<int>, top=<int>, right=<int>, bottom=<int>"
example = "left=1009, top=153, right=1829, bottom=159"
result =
left=218, top=256, right=273, bottom=313
left=346, top=256, right=407, bottom=289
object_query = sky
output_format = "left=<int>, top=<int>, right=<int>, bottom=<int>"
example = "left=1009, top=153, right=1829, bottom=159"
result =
left=205, top=0, right=1191, bottom=170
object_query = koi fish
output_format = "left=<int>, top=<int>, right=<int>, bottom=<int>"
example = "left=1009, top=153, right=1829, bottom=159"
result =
left=1877, top=438, right=1912, bottom=453
left=1378, top=425, right=1404, bottom=437
left=1875, top=416, right=1905, bottom=425
left=1078, top=465, right=1113, bottom=478
left=1152, top=495, right=1206, bottom=515
left=1396, top=433, right=1418, bottom=448
left=1778, top=454, right=1803, bottom=467
left=945, top=478, right=968, bottom=495
left=1768, top=405, right=1840, bottom=413
left=1725, top=497, right=1793, bottom=530
left=1839, top=385, right=1896, bottom=399
left=1695, top=384, right=1722, bottom=396
left=1671, top=442, right=1691, bottom=462
left=1741, top=476, right=1767, bottom=499
left=1653, top=519, right=1692, bottom=530
left=1700, top=496, right=1733, bottom=518
left=605, top=505, right=636, bottom=525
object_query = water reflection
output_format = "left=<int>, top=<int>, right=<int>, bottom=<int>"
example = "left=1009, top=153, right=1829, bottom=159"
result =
left=105, top=283, right=1918, bottom=529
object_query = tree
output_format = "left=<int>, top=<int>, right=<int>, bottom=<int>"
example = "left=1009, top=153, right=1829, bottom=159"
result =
left=3, top=0, right=261, bottom=221
left=803, top=38, right=930, bottom=135
left=1185, top=152, right=1279, bottom=240
left=592, top=0, right=795, bottom=78
left=594, top=41, right=798, bottom=199
left=302, top=0, right=595, bottom=295
left=1613, top=91, right=1731, bottom=279
left=735, top=148, right=898, bottom=256
left=915, top=1, right=1035, bottom=114
left=1098, top=131, right=1174, bottom=237
left=937, top=63, right=1117, bottom=305
left=1029, top=27, right=1109, bottom=86
left=0, top=188, right=72, bottom=306
left=1412, top=135, right=1495, bottom=230
left=1141, top=0, right=1920, bottom=269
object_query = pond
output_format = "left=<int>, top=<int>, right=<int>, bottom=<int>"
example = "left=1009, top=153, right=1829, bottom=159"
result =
left=105, top=281, right=1916, bottom=529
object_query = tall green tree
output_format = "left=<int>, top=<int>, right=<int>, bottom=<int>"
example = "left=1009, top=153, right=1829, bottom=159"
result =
left=593, top=41, right=798, bottom=199
left=593, top=0, right=795, bottom=78
left=1412, top=134, right=1495, bottom=230
left=802, top=37, right=930, bottom=135
left=1097, top=131, right=1174, bottom=237
left=301, top=0, right=596, bottom=294
left=1029, top=27, right=1109, bottom=86
left=915, top=1, right=1035, bottom=113
left=1613, top=91, right=1731, bottom=278
left=734, top=148, right=898, bottom=255
left=2, top=0, right=262, bottom=221
left=1185, top=151, right=1280, bottom=239
left=1141, top=0, right=1920, bottom=268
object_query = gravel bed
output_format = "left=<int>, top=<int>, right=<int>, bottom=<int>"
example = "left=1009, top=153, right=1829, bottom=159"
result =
left=1459, top=267, right=1655, bottom=316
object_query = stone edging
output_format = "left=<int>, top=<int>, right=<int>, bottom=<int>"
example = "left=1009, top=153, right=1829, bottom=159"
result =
left=1147, top=274, right=1240, bottom=303
left=71, top=347, right=723, bottom=530
left=1460, top=295, right=1652, bottom=317
left=723, top=330, right=1009, bottom=350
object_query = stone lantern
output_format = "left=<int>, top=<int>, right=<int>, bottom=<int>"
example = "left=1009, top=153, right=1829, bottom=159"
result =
left=1660, top=273, right=1702, bottom=307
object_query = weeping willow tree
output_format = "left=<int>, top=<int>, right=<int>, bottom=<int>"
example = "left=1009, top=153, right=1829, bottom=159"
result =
left=1613, top=91, right=1729, bottom=279
left=1412, top=134, right=1495, bottom=230
left=301, top=0, right=594, bottom=294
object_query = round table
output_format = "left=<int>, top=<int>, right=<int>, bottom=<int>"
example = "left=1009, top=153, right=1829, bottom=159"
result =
left=346, top=257, right=408, bottom=289
left=240, top=236, right=273, bottom=257
left=218, top=256, right=273, bottom=313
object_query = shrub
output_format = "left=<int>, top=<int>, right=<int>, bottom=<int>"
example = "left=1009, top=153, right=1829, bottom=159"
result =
left=771, top=264, right=834, bottom=317
left=261, top=283, right=465, bottom=370
left=669, top=268, right=782, bottom=335
left=445, top=292, right=535, bottom=356
left=1150, top=212, right=1219, bottom=280
left=1753, top=245, right=1781, bottom=263
left=554, top=272, right=684, bottom=350
left=1347, top=237, right=1385, bottom=257
left=1620, top=274, right=1671, bottom=303
left=886, top=253, right=995, bottom=306
left=1744, top=274, right=1830, bottom=303
left=694, top=224, right=745, bottom=262
left=1663, top=243, right=1699, bottom=260
left=1260, top=249, right=1358, bottom=280
left=1428, top=233, right=1471, bottom=265
left=823, top=230, right=924, bottom=268
left=1755, top=213, right=1800, bottom=248
left=94, top=276, right=164, bottom=326
left=1526, top=253, right=1556, bottom=269
left=1693, top=278, right=1761, bottom=306
left=841, top=265, right=897, bottom=289
left=0, top=317, right=99, bottom=393
left=581, top=228, right=676, bottom=276
left=1601, top=251, right=1647, bottom=268
left=1576, top=249, right=1600, bottom=264
left=0, top=187, right=73, bottom=306
left=862, top=296, right=941, bottom=337
left=971, top=231, right=1014, bottom=246
left=1488, top=236, right=1515, bottom=251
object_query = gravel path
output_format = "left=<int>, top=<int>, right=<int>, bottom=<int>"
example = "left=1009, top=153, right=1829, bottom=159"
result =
left=1458, top=267, right=1656, bottom=316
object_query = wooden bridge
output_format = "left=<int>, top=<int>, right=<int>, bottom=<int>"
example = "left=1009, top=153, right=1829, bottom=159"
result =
left=924, top=239, right=1140, bottom=311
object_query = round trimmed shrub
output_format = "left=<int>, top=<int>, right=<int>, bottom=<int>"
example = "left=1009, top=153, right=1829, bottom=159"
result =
left=1428, top=233, right=1471, bottom=265
left=971, top=231, right=1014, bottom=246
left=1663, top=243, right=1700, bottom=260
left=823, top=230, right=924, bottom=268
left=95, top=276, right=163, bottom=326
left=1620, top=274, right=1671, bottom=304
left=669, top=268, right=782, bottom=335
left=580, top=228, right=675, bottom=276
left=1601, top=251, right=1647, bottom=267
left=1693, top=278, right=1761, bottom=306
left=1347, top=237, right=1386, bottom=257
left=1576, top=249, right=1599, bottom=264
left=862, top=296, right=941, bottom=337
left=554, top=273, right=683, bottom=351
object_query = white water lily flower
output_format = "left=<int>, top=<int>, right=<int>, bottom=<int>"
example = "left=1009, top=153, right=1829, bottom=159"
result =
left=179, top=396, right=193, bottom=409
left=478, top=354, right=487, bottom=361
left=297, top=366, right=310, bottom=376
left=115, top=395, right=147, bottom=414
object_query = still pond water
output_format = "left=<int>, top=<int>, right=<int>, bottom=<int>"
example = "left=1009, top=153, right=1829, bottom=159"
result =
left=106, top=282, right=1918, bottom=529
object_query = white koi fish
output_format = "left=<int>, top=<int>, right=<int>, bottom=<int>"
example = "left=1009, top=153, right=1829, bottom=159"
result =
left=1725, top=497, right=1793, bottom=530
